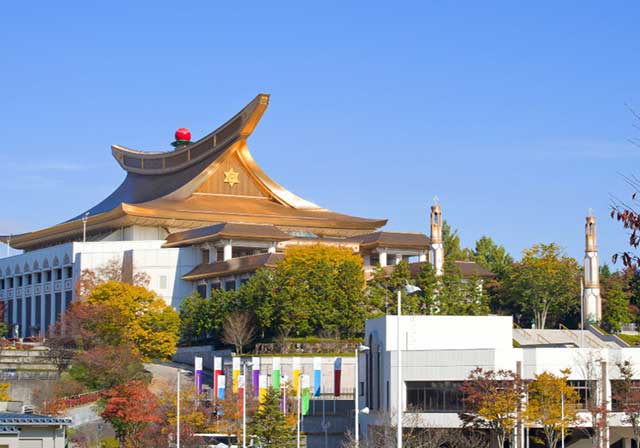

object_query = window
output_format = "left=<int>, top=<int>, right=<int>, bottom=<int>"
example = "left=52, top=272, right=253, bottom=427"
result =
left=44, top=294, right=52, bottom=328
left=44, top=271, right=51, bottom=282
left=159, top=276, right=168, bottom=290
left=17, top=277, right=22, bottom=287
left=64, top=267, right=72, bottom=279
left=7, top=278, right=13, bottom=289
left=0, top=280, right=4, bottom=290
left=568, top=380, right=595, bottom=410
left=35, top=297, right=41, bottom=334
left=54, top=269, right=62, bottom=281
left=35, top=273, right=41, bottom=284
left=64, top=291, right=72, bottom=311
left=210, top=282, right=221, bottom=291
left=201, top=249, right=210, bottom=264
left=224, top=281, right=236, bottom=291
left=406, top=381, right=465, bottom=413
left=612, top=380, right=640, bottom=411
left=196, top=284, right=207, bottom=298
left=26, top=274, right=32, bottom=286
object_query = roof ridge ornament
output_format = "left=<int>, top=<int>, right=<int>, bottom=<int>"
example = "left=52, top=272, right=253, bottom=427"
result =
left=171, top=128, right=192, bottom=147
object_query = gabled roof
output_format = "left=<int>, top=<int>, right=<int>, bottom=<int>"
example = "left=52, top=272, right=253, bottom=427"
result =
left=347, top=231, right=429, bottom=249
left=163, top=223, right=292, bottom=248
left=2, top=94, right=386, bottom=251
left=182, top=253, right=284, bottom=281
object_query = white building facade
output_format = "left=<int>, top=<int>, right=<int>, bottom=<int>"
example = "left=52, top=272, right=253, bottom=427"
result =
left=360, top=315, right=639, bottom=447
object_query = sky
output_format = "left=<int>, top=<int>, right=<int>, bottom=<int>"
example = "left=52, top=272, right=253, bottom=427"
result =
left=0, top=1, right=639, bottom=264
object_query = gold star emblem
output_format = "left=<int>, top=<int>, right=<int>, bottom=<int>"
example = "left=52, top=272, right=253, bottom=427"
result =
left=224, top=168, right=240, bottom=187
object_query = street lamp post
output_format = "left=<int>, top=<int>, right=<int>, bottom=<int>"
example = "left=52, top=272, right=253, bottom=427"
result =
left=561, top=390, right=565, bottom=448
left=354, top=344, right=370, bottom=447
left=82, top=212, right=89, bottom=243
left=397, top=284, right=421, bottom=448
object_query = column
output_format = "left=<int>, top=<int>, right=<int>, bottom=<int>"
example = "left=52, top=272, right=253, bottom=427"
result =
left=208, top=244, right=218, bottom=263
left=223, top=240, right=233, bottom=261
left=395, top=254, right=403, bottom=265
left=378, top=250, right=387, bottom=267
left=363, top=254, right=371, bottom=266
left=418, top=252, right=427, bottom=262
left=268, top=242, right=277, bottom=254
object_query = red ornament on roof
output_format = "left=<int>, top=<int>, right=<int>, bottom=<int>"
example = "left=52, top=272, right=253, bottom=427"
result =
left=175, top=128, right=191, bottom=142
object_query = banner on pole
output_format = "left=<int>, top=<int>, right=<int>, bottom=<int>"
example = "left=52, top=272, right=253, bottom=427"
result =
left=232, top=357, right=240, bottom=393
left=252, top=357, right=260, bottom=397
left=293, top=357, right=301, bottom=394
left=313, top=357, right=321, bottom=397
left=334, top=357, right=342, bottom=397
left=272, top=357, right=281, bottom=389
left=194, top=357, right=203, bottom=395
left=301, top=374, right=310, bottom=416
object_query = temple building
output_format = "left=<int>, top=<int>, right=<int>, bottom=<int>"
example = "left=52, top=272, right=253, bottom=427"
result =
left=0, top=93, right=485, bottom=337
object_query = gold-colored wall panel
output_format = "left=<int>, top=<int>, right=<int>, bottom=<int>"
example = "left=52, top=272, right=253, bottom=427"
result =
left=195, top=153, right=268, bottom=198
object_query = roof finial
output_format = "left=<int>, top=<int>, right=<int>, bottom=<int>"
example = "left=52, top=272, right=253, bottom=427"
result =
left=433, top=195, right=439, bottom=205
left=588, top=207, right=593, bottom=217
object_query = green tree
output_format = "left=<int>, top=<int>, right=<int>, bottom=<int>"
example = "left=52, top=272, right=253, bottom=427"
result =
left=443, top=221, right=472, bottom=262
left=249, top=388, right=295, bottom=448
left=472, top=236, right=513, bottom=279
left=602, top=284, right=631, bottom=332
left=87, top=281, right=180, bottom=360
left=237, top=245, right=367, bottom=339
left=436, top=260, right=490, bottom=316
left=501, top=244, right=580, bottom=329
left=179, top=289, right=236, bottom=343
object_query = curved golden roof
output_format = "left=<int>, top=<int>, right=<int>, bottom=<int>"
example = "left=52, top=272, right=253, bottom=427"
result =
left=2, top=94, right=387, bottom=251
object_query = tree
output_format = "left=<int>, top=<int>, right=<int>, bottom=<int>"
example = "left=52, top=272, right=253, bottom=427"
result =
left=442, top=221, right=472, bottom=262
left=502, top=244, right=580, bottom=329
left=100, top=380, right=162, bottom=447
left=179, top=289, right=237, bottom=344
left=69, top=344, right=147, bottom=390
left=524, top=370, right=580, bottom=448
left=0, top=383, right=10, bottom=401
left=249, top=388, right=296, bottom=447
left=459, top=368, right=524, bottom=448
left=602, top=283, right=631, bottom=332
left=87, top=281, right=180, bottom=360
left=472, top=236, right=513, bottom=279
left=235, top=245, right=368, bottom=339
left=221, top=312, right=255, bottom=354
left=614, top=360, right=640, bottom=447
left=75, top=258, right=151, bottom=300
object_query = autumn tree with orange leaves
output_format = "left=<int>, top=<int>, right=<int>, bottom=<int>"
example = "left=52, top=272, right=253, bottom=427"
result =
left=100, top=380, right=162, bottom=447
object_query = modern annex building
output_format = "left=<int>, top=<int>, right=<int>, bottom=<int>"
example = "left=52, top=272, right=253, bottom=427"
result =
left=0, top=94, right=489, bottom=338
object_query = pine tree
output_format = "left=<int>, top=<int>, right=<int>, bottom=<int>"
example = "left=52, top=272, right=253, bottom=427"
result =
left=249, top=388, right=296, bottom=448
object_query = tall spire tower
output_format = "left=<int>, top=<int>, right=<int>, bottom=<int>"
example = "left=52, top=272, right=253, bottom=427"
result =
left=429, top=200, right=444, bottom=276
left=583, top=212, right=602, bottom=323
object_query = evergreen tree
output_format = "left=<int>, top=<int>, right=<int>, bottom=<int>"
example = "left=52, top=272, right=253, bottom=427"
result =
left=603, top=284, right=631, bottom=332
left=442, top=221, right=472, bottom=262
left=249, top=388, right=296, bottom=448
left=472, top=236, right=513, bottom=279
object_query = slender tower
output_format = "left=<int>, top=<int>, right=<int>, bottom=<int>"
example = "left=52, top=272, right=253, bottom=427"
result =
left=429, top=201, right=444, bottom=276
left=583, top=212, right=601, bottom=323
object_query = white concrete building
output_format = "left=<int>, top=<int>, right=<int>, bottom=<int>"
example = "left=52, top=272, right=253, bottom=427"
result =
left=360, top=315, right=639, bottom=447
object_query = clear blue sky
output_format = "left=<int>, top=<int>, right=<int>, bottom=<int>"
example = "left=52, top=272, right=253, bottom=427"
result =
left=1, top=1, right=639, bottom=264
